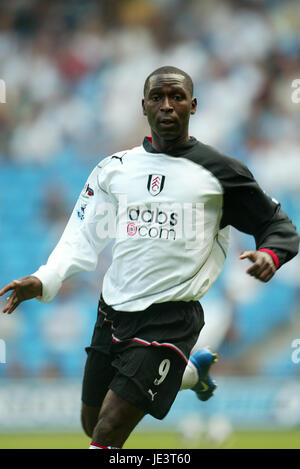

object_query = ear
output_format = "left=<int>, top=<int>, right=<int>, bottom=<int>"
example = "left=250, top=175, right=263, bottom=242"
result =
left=190, top=97, right=197, bottom=115
left=142, top=98, right=147, bottom=116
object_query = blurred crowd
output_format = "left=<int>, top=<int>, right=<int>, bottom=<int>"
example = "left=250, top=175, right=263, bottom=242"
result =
left=0, top=0, right=299, bottom=164
left=0, top=0, right=299, bottom=378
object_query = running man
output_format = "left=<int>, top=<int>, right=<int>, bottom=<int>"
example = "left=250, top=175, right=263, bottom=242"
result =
left=1, top=66, right=299, bottom=449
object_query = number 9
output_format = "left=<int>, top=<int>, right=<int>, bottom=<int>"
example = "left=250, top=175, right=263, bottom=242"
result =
left=154, top=358, right=170, bottom=386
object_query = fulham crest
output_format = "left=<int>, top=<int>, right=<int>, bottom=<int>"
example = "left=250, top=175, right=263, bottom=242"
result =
left=147, top=174, right=165, bottom=196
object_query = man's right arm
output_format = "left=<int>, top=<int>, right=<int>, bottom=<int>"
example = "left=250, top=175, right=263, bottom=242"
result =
left=1, top=163, right=114, bottom=312
left=33, top=164, right=114, bottom=302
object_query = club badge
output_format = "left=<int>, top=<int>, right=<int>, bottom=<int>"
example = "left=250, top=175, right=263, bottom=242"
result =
left=147, top=174, right=165, bottom=196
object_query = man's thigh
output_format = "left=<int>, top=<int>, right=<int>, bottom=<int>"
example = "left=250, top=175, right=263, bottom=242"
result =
left=81, top=348, right=116, bottom=407
left=110, top=345, right=188, bottom=420
left=81, top=348, right=116, bottom=436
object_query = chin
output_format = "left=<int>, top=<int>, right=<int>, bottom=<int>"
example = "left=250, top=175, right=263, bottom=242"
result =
left=156, top=129, right=179, bottom=140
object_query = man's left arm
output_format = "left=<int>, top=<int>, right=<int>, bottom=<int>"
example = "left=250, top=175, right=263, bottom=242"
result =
left=220, top=161, right=300, bottom=282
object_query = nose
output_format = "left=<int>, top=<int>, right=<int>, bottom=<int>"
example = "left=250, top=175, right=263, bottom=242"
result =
left=160, top=96, right=173, bottom=112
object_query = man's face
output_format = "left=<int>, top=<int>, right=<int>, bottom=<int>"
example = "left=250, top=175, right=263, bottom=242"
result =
left=142, top=73, right=197, bottom=141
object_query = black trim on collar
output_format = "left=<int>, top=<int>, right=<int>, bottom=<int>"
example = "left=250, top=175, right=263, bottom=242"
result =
left=143, top=136, right=198, bottom=157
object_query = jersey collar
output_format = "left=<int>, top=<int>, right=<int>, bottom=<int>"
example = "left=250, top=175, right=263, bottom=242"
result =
left=143, top=136, right=198, bottom=157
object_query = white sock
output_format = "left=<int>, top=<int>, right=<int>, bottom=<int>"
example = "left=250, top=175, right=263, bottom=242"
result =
left=180, top=359, right=199, bottom=390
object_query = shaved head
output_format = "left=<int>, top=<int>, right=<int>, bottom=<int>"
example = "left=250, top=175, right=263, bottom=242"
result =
left=144, top=66, right=194, bottom=97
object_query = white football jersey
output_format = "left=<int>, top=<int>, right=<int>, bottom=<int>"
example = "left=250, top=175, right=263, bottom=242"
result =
left=33, top=137, right=299, bottom=311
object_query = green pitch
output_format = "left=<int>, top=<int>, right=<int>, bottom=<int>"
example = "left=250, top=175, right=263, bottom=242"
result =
left=0, top=430, right=300, bottom=449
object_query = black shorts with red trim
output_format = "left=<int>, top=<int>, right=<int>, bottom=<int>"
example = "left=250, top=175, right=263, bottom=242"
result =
left=81, top=296, right=204, bottom=419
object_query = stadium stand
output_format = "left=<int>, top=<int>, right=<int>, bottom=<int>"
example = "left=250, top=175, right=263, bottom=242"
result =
left=0, top=0, right=299, bottom=381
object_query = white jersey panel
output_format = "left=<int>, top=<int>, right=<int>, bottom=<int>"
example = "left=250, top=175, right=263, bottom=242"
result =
left=33, top=144, right=230, bottom=311
left=99, top=145, right=228, bottom=310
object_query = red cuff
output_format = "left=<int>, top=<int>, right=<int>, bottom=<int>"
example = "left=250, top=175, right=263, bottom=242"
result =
left=258, top=249, right=279, bottom=269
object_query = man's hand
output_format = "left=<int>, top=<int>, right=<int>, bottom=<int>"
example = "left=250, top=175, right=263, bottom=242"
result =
left=240, top=250, right=276, bottom=283
left=0, top=276, right=42, bottom=314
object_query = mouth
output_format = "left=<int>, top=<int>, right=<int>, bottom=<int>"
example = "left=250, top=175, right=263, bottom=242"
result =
left=159, top=118, right=176, bottom=126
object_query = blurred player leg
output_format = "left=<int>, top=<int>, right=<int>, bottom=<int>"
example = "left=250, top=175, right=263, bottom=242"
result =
left=180, top=298, right=233, bottom=399
left=191, top=298, right=233, bottom=353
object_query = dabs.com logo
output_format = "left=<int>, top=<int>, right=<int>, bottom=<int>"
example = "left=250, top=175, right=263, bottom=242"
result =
left=125, top=201, right=205, bottom=249
left=127, top=206, right=178, bottom=240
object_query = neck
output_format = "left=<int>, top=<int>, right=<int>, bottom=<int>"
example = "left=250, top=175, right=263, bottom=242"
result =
left=150, top=133, right=190, bottom=153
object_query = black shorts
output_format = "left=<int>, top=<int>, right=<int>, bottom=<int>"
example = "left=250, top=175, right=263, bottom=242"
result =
left=81, top=296, right=204, bottom=419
